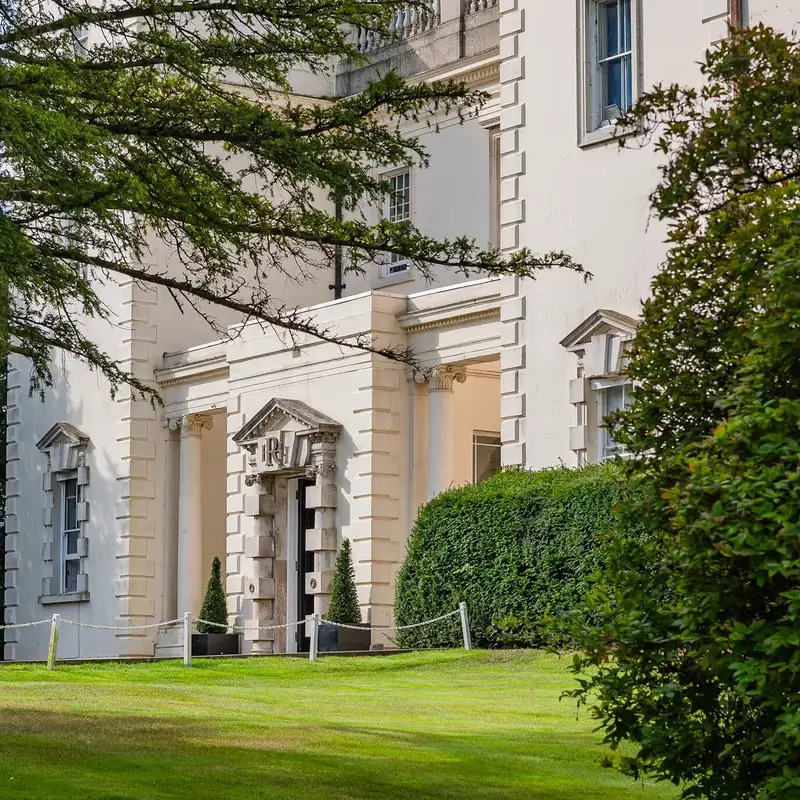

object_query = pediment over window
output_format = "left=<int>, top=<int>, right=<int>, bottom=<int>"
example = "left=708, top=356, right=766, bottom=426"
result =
left=560, top=309, right=639, bottom=352
left=232, top=398, right=341, bottom=445
left=36, top=422, right=90, bottom=472
left=36, top=422, right=90, bottom=452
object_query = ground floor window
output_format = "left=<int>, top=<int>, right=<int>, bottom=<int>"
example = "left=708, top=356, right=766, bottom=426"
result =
left=60, top=476, right=81, bottom=593
left=473, top=433, right=502, bottom=483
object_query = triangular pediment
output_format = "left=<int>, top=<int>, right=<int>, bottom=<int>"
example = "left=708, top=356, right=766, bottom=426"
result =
left=232, top=398, right=341, bottom=445
left=560, top=309, right=639, bottom=351
left=36, top=422, right=90, bottom=452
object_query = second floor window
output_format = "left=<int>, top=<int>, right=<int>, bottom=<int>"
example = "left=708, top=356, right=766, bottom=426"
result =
left=382, top=170, right=411, bottom=277
left=581, top=0, right=638, bottom=141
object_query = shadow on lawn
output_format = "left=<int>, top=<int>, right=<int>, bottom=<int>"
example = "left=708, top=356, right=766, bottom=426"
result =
left=0, top=707, right=633, bottom=800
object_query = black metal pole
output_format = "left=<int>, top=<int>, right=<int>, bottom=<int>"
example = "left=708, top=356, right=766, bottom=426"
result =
left=329, top=199, right=345, bottom=300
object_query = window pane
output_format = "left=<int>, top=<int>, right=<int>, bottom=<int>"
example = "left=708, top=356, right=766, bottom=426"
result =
left=603, top=58, right=623, bottom=111
left=64, top=497, right=77, bottom=531
left=473, top=435, right=502, bottom=484
left=602, top=1, right=620, bottom=57
left=65, top=560, right=79, bottom=593
left=66, top=531, right=79, bottom=556
left=623, top=0, right=631, bottom=51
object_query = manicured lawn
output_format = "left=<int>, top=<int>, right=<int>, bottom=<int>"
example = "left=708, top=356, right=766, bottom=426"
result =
left=0, top=650, right=677, bottom=799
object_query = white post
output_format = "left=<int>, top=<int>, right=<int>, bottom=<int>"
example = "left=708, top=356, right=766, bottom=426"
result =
left=183, top=611, right=192, bottom=667
left=309, top=613, right=320, bottom=663
left=47, top=613, right=60, bottom=671
left=459, top=602, right=472, bottom=651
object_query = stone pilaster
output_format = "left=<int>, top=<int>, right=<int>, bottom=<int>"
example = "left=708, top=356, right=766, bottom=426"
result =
left=304, top=433, right=339, bottom=617
left=243, top=474, right=276, bottom=653
left=225, top=394, right=246, bottom=626
left=3, top=361, right=22, bottom=660
left=499, top=0, right=526, bottom=468
left=115, top=280, right=159, bottom=656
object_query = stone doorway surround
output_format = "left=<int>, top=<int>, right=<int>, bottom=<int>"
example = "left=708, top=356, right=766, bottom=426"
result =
left=232, top=398, right=342, bottom=653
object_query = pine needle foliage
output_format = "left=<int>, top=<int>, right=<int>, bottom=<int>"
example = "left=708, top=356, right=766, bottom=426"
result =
left=197, top=556, right=228, bottom=634
left=0, top=0, right=586, bottom=399
left=325, top=539, right=361, bottom=625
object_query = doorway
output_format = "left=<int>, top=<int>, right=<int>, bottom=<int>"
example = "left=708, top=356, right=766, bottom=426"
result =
left=294, top=478, right=316, bottom=653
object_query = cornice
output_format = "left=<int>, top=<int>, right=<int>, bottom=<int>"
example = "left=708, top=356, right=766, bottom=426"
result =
left=157, top=364, right=230, bottom=388
left=402, top=306, right=500, bottom=334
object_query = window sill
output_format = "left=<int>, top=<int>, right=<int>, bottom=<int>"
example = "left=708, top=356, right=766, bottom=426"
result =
left=39, top=592, right=90, bottom=605
left=579, top=123, right=634, bottom=150
left=375, top=269, right=414, bottom=289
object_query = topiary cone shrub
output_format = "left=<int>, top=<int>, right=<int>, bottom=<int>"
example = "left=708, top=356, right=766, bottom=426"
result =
left=197, top=556, right=228, bottom=634
left=325, top=539, right=362, bottom=625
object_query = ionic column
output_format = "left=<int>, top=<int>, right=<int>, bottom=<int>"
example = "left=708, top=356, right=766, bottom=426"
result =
left=420, top=365, right=467, bottom=500
left=175, top=413, right=212, bottom=617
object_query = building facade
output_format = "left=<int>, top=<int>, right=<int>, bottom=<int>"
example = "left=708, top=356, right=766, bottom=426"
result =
left=4, top=0, right=799, bottom=660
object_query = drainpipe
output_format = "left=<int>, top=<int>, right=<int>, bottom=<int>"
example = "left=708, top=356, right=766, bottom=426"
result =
left=329, top=199, right=346, bottom=300
left=730, top=0, right=743, bottom=29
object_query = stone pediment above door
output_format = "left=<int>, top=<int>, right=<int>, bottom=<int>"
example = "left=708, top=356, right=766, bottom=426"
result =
left=232, top=398, right=342, bottom=475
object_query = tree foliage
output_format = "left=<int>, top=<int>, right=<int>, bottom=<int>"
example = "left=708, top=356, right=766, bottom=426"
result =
left=197, top=556, right=227, bottom=633
left=0, top=0, right=584, bottom=397
left=571, top=26, right=800, bottom=800
left=395, top=466, right=642, bottom=649
left=325, top=538, right=361, bottom=625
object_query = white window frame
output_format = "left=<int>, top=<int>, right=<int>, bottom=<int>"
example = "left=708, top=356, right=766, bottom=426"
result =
left=591, top=377, right=632, bottom=462
left=472, top=431, right=502, bottom=484
left=379, top=168, right=412, bottom=280
left=58, top=474, right=81, bottom=594
left=578, top=0, right=641, bottom=147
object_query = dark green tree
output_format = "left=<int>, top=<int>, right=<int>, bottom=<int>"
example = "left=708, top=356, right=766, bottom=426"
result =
left=571, top=26, right=800, bottom=800
left=0, top=0, right=583, bottom=398
left=197, top=556, right=227, bottom=633
left=325, top=538, right=361, bottom=625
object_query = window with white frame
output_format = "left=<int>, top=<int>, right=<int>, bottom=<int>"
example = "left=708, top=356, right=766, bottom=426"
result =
left=593, top=379, right=632, bottom=461
left=581, top=0, right=638, bottom=138
left=59, top=476, right=81, bottom=593
left=473, top=433, right=502, bottom=484
left=381, top=170, right=411, bottom=277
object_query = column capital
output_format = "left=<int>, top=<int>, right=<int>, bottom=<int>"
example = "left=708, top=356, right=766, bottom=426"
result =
left=415, top=364, right=467, bottom=392
left=165, top=413, right=214, bottom=437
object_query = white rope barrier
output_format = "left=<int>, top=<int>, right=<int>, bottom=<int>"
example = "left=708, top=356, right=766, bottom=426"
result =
left=60, top=617, right=184, bottom=632
left=321, top=608, right=462, bottom=632
left=0, top=619, right=52, bottom=630
left=2, top=604, right=473, bottom=668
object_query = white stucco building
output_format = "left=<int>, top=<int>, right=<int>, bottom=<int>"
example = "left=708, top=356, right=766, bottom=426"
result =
left=4, top=0, right=798, bottom=660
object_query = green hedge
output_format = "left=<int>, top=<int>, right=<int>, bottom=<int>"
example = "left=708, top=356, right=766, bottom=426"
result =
left=395, top=465, right=641, bottom=649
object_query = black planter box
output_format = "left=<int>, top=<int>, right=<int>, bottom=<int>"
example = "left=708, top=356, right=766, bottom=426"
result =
left=318, top=622, right=371, bottom=653
left=191, top=633, right=240, bottom=657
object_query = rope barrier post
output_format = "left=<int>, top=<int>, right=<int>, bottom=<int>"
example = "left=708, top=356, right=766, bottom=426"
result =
left=309, top=613, right=320, bottom=663
left=47, top=613, right=60, bottom=671
left=183, top=612, right=192, bottom=667
left=459, top=602, right=472, bottom=651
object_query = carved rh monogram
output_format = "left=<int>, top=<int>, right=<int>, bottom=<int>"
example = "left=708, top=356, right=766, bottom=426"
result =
left=253, top=430, right=313, bottom=472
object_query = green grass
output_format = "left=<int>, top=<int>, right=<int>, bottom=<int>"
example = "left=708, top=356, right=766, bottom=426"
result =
left=0, top=650, right=677, bottom=799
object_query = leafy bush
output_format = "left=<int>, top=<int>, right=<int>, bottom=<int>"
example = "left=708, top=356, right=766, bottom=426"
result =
left=395, top=465, right=641, bottom=649
left=570, top=28, right=800, bottom=799
left=197, top=556, right=227, bottom=634
left=325, top=539, right=362, bottom=625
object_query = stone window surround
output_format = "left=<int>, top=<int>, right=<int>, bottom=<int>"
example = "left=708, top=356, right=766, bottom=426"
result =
left=35, top=423, right=91, bottom=604
left=560, top=309, right=638, bottom=465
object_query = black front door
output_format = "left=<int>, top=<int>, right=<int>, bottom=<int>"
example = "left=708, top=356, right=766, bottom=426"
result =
left=296, top=479, right=316, bottom=652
